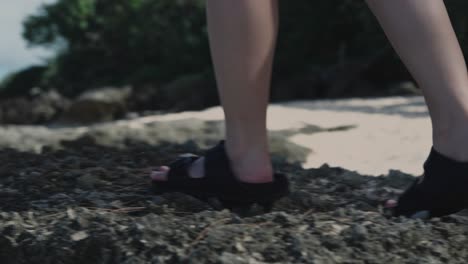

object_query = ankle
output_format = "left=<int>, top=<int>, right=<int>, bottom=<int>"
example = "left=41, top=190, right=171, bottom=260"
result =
left=224, top=140, right=274, bottom=183
left=432, top=144, right=468, bottom=163
left=233, top=161, right=274, bottom=183
left=433, top=125, right=468, bottom=162
left=225, top=137, right=269, bottom=160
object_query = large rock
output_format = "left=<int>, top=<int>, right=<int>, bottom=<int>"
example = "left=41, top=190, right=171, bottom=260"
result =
left=0, top=89, right=70, bottom=124
left=160, top=72, right=218, bottom=111
left=59, top=86, right=132, bottom=124
left=127, top=84, right=162, bottom=112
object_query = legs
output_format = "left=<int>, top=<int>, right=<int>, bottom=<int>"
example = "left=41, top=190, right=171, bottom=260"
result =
left=150, top=0, right=468, bottom=216
left=366, top=0, right=468, bottom=162
left=151, top=0, right=279, bottom=183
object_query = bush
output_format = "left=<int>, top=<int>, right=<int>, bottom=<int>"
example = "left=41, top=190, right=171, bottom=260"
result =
left=4, top=0, right=467, bottom=104
left=23, top=0, right=209, bottom=96
left=0, top=66, right=47, bottom=97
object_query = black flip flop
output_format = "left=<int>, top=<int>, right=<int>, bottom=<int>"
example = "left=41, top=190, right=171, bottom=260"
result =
left=151, top=140, right=290, bottom=211
left=391, top=147, right=468, bottom=218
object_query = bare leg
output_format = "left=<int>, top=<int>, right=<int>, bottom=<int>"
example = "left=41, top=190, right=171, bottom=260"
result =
left=151, top=0, right=279, bottom=183
left=366, top=0, right=468, bottom=216
left=366, top=0, right=468, bottom=161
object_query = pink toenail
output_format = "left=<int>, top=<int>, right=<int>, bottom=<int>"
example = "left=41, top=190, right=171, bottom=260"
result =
left=385, top=199, right=397, bottom=208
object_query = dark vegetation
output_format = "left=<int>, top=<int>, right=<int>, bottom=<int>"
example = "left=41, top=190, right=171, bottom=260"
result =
left=1, top=0, right=468, bottom=109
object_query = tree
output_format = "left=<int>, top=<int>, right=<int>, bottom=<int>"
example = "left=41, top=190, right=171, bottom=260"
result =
left=23, top=0, right=209, bottom=96
left=10, top=0, right=468, bottom=102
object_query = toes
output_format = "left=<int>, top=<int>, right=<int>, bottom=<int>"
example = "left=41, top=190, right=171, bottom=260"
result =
left=159, top=166, right=170, bottom=170
left=385, top=199, right=398, bottom=208
left=384, top=199, right=430, bottom=219
left=150, top=166, right=170, bottom=181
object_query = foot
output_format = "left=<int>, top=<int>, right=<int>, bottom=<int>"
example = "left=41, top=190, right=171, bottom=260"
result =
left=150, top=142, right=274, bottom=184
left=385, top=146, right=468, bottom=219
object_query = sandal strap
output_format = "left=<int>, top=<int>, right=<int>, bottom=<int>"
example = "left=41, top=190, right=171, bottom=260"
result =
left=166, top=155, right=200, bottom=184
left=156, top=139, right=290, bottom=203
left=203, top=140, right=290, bottom=201
left=204, top=140, right=233, bottom=182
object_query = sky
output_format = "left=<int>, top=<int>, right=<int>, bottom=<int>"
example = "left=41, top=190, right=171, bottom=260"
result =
left=0, top=0, right=56, bottom=80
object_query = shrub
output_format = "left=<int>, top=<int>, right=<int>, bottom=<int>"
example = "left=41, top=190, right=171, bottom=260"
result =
left=2, top=0, right=466, bottom=104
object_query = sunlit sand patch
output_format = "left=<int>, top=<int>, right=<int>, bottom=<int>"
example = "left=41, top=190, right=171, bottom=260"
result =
left=0, top=96, right=431, bottom=176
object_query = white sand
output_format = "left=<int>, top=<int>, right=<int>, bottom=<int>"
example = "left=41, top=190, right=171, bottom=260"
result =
left=132, top=96, right=431, bottom=176
left=0, top=96, right=431, bottom=176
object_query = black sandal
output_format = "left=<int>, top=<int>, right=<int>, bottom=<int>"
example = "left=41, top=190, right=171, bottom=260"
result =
left=392, top=147, right=468, bottom=218
left=151, top=140, right=290, bottom=211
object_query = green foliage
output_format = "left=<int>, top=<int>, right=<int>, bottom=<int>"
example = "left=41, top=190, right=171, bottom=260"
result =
left=446, top=0, right=468, bottom=54
left=0, top=66, right=47, bottom=97
left=13, top=0, right=468, bottom=101
left=23, top=0, right=209, bottom=96
left=275, top=0, right=386, bottom=76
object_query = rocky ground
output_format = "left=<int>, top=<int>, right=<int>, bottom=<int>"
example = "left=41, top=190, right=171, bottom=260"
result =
left=1, top=97, right=467, bottom=264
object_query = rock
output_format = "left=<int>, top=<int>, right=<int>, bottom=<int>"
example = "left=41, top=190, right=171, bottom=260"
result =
left=71, top=231, right=89, bottom=241
left=349, top=224, right=368, bottom=241
left=29, top=171, right=42, bottom=178
left=235, top=242, right=246, bottom=253
left=271, top=212, right=300, bottom=227
left=76, top=174, right=101, bottom=189
left=30, top=200, right=50, bottom=209
left=339, top=171, right=368, bottom=188
left=0, top=188, right=20, bottom=197
left=49, top=193, right=72, bottom=201
left=384, top=170, right=415, bottom=189
left=219, top=252, right=248, bottom=264
left=160, top=72, right=217, bottom=111
left=60, top=135, right=97, bottom=149
left=59, top=86, right=132, bottom=124
left=0, top=89, right=70, bottom=124
left=1, top=128, right=468, bottom=263
left=30, top=90, right=70, bottom=123
left=127, top=84, right=163, bottom=112
left=67, top=208, right=77, bottom=220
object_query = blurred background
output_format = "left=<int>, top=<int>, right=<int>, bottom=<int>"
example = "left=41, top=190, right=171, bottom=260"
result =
left=0, top=0, right=468, bottom=125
